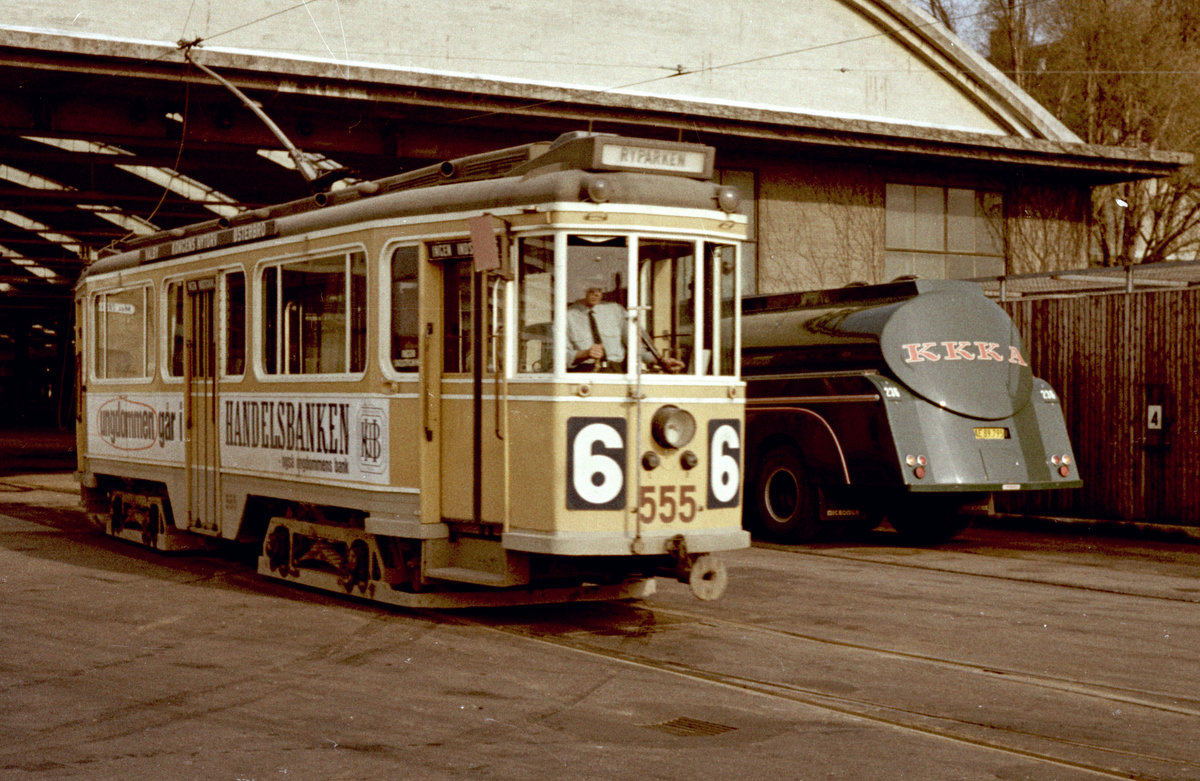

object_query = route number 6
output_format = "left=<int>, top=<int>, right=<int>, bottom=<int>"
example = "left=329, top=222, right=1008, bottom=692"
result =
left=708, top=419, right=741, bottom=508
left=566, top=417, right=627, bottom=510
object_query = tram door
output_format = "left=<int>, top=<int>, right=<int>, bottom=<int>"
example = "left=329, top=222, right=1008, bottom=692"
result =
left=436, top=252, right=505, bottom=525
left=184, top=278, right=220, bottom=534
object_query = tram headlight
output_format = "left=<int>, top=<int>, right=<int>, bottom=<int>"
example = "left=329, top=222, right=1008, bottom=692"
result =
left=584, top=176, right=612, bottom=203
left=651, top=405, right=696, bottom=450
left=716, top=186, right=741, bottom=213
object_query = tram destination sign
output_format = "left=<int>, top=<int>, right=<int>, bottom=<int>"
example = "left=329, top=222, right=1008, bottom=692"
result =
left=592, top=137, right=714, bottom=178
left=142, top=220, right=278, bottom=262
left=599, top=142, right=708, bottom=175
left=428, top=239, right=475, bottom=260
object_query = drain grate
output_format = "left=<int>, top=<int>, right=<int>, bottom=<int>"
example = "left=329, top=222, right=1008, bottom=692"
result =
left=646, top=716, right=736, bottom=737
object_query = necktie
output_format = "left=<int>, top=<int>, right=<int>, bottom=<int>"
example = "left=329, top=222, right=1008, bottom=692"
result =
left=587, top=308, right=602, bottom=345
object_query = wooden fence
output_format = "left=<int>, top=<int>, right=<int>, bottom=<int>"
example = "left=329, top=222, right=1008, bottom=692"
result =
left=995, top=272, right=1200, bottom=527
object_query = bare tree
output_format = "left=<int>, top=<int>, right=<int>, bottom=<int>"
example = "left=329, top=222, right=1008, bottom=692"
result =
left=981, top=0, right=1047, bottom=91
left=911, top=0, right=988, bottom=46
left=983, top=0, right=1200, bottom=264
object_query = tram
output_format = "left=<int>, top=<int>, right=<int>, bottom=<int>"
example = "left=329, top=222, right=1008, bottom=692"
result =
left=740, top=279, right=1080, bottom=544
left=76, top=132, right=749, bottom=606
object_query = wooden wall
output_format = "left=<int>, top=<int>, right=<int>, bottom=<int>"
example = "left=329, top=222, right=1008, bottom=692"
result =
left=1001, top=289, right=1200, bottom=526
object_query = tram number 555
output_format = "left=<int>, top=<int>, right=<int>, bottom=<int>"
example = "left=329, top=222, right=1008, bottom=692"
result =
left=638, top=485, right=698, bottom=523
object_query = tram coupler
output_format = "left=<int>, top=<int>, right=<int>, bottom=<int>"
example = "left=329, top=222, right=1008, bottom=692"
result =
left=662, top=535, right=729, bottom=601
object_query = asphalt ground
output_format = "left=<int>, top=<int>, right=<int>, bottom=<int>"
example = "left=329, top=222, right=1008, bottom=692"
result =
left=3, top=469, right=1200, bottom=780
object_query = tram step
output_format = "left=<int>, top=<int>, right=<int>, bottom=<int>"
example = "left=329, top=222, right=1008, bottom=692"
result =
left=426, top=566, right=513, bottom=587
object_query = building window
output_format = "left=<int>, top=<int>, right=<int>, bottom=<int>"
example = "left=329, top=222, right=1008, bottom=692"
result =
left=885, top=184, right=1004, bottom=280
left=92, top=285, right=154, bottom=379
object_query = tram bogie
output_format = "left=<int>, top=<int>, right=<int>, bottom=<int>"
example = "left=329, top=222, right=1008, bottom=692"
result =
left=741, top=279, right=1080, bottom=544
left=75, top=132, right=749, bottom=605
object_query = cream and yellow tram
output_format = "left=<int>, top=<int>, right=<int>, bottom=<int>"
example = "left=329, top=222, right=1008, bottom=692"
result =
left=76, top=132, right=748, bottom=606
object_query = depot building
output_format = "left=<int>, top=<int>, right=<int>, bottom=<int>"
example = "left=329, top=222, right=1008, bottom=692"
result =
left=0, top=0, right=1189, bottom=424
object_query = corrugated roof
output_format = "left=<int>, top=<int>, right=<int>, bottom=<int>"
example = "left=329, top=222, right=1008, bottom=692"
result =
left=977, top=261, right=1200, bottom=300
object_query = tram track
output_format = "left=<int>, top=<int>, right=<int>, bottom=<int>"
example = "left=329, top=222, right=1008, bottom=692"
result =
left=7, top=502, right=1199, bottom=778
left=466, top=605, right=1200, bottom=781
left=646, top=604, right=1200, bottom=718
left=754, top=540, right=1200, bottom=605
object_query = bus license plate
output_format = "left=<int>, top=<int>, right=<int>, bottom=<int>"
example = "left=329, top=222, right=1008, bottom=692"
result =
left=974, top=427, right=1010, bottom=440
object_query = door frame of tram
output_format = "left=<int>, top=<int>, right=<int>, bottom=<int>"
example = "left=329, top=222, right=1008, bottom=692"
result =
left=184, top=276, right=220, bottom=534
left=427, top=236, right=509, bottom=529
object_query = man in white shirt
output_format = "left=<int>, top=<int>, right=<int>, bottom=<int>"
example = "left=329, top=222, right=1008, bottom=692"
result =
left=567, top=287, right=683, bottom=373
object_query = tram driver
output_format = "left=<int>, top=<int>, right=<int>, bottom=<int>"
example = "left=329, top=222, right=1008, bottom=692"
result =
left=567, top=284, right=684, bottom=373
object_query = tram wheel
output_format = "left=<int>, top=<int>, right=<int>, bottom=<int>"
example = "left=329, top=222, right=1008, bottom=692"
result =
left=109, top=495, right=124, bottom=533
left=751, top=447, right=822, bottom=543
left=340, top=539, right=370, bottom=593
left=142, top=504, right=160, bottom=548
left=264, top=525, right=292, bottom=574
left=887, top=496, right=973, bottom=545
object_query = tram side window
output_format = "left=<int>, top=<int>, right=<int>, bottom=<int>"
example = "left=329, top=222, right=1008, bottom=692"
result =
left=517, top=237, right=554, bottom=374
left=167, top=282, right=185, bottom=377
left=261, top=251, right=367, bottom=375
left=224, top=271, right=246, bottom=376
left=390, top=246, right=419, bottom=372
left=92, top=286, right=154, bottom=379
left=704, top=243, right=738, bottom=376
left=442, top=261, right=471, bottom=374
left=442, top=257, right=505, bottom=375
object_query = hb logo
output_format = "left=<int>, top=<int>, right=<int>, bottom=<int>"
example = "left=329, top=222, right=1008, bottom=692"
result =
left=359, top=407, right=386, bottom=472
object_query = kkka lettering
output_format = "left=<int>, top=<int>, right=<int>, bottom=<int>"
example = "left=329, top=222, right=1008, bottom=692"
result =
left=901, top=341, right=1027, bottom=365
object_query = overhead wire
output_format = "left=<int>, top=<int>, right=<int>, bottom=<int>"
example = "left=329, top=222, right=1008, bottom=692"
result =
left=95, top=1, right=345, bottom=251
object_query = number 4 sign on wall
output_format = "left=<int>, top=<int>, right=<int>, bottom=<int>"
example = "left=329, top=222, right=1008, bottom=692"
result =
left=1147, top=404, right=1163, bottom=431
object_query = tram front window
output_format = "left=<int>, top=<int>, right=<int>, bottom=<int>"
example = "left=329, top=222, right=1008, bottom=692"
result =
left=565, top=236, right=631, bottom=373
left=564, top=235, right=697, bottom=375
left=638, top=239, right=695, bottom=374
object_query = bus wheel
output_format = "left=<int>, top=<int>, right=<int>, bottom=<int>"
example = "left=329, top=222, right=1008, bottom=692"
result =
left=887, top=497, right=972, bottom=545
left=752, top=447, right=821, bottom=543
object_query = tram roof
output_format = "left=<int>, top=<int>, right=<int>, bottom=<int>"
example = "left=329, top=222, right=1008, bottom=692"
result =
left=82, top=133, right=740, bottom=279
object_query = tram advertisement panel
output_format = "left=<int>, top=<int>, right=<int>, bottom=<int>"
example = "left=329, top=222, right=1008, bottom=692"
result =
left=221, top=393, right=390, bottom=484
left=87, top=393, right=186, bottom=463
left=85, top=392, right=390, bottom=483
